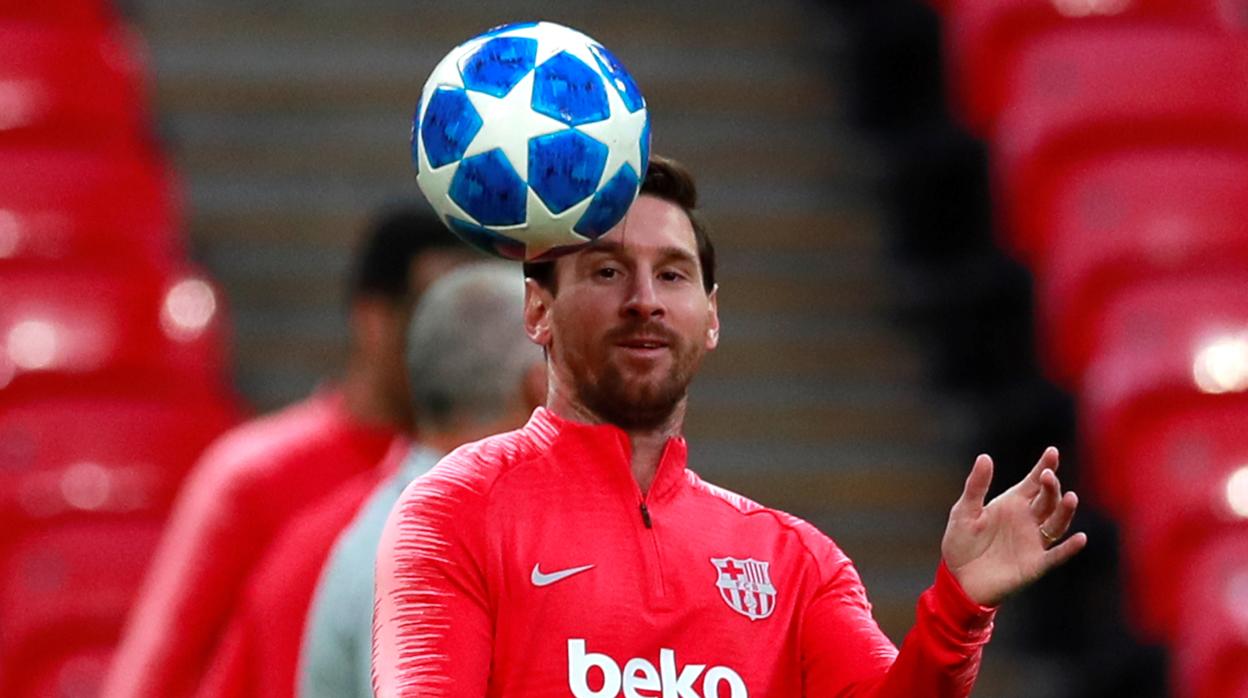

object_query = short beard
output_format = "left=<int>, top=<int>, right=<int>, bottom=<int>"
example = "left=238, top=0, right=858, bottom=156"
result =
left=573, top=323, right=702, bottom=432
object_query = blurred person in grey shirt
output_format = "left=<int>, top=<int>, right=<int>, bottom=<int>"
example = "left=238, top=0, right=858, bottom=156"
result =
left=298, top=262, right=544, bottom=698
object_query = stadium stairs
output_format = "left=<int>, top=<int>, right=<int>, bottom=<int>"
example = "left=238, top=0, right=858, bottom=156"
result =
left=132, top=0, right=1052, bottom=693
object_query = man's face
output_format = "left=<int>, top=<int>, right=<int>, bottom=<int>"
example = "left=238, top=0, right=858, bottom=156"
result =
left=525, top=195, right=719, bottom=430
left=361, top=248, right=475, bottom=425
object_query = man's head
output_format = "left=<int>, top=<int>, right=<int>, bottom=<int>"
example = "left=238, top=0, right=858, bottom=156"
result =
left=346, top=204, right=474, bottom=424
left=522, top=156, right=719, bottom=431
left=406, top=262, right=545, bottom=442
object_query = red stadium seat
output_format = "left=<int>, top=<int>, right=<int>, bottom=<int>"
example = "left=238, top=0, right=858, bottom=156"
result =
left=1080, top=275, right=1248, bottom=516
left=1036, top=150, right=1248, bottom=387
left=0, top=395, right=240, bottom=535
left=992, top=29, right=1248, bottom=265
left=0, top=0, right=112, bottom=28
left=0, top=265, right=233, bottom=402
left=1174, top=531, right=1248, bottom=698
left=1117, top=403, right=1248, bottom=640
left=0, top=521, right=160, bottom=697
left=0, top=23, right=151, bottom=153
left=0, top=150, right=181, bottom=269
left=943, top=0, right=1220, bottom=135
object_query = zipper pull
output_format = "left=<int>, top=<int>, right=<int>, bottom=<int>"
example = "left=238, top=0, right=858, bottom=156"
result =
left=639, top=502, right=653, bottom=529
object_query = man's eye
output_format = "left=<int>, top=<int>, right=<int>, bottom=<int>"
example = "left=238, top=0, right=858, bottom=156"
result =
left=596, top=267, right=619, bottom=279
left=659, top=270, right=687, bottom=282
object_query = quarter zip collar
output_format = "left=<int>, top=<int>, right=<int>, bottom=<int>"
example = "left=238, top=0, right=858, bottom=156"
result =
left=526, top=407, right=689, bottom=503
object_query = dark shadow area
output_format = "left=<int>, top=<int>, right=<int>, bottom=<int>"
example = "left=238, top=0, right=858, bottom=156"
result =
left=828, top=0, right=1169, bottom=694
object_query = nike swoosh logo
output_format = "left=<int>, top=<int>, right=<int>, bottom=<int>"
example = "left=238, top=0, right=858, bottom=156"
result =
left=531, top=563, right=595, bottom=587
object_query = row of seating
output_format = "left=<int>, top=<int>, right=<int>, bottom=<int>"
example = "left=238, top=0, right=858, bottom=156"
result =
left=927, top=1, right=1248, bottom=695
left=0, top=2, right=241, bottom=696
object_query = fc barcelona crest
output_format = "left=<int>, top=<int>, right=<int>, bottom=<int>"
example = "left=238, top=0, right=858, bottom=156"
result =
left=710, top=557, right=776, bottom=621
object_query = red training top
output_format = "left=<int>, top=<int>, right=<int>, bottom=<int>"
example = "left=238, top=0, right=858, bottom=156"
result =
left=104, top=389, right=398, bottom=698
left=373, top=408, right=996, bottom=698
left=194, top=439, right=408, bottom=698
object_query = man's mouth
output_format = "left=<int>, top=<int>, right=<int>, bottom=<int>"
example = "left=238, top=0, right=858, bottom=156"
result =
left=617, top=337, right=670, bottom=350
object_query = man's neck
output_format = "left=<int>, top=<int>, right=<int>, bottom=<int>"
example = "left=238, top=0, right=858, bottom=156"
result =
left=624, top=410, right=685, bottom=494
left=546, top=381, right=685, bottom=495
left=419, top=412, right=527, bottom=456
left=340, top=361, right=410, bottom=431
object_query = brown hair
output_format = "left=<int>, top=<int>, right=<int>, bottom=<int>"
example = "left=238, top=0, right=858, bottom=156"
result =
left=522, top=155, right=716, bottom=294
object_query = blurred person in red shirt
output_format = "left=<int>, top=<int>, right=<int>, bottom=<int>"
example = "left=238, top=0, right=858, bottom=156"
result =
left=372, top=156, right=1089, bottom=698
left=193, top=263, right=544, bottom=698
left=102, top=204, right=473, bottom=698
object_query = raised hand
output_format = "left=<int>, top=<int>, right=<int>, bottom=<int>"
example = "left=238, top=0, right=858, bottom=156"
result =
left=941, top=447, right=1088, bottom=607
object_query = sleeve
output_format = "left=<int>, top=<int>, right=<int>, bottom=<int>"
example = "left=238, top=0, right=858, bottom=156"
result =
left=801, top=559, right=996, bottom=698
left=371, top=461, right=494, bottom=698
left=194, top=612, right=251, bottom=698
left=101, top=450, right=266, bottom=698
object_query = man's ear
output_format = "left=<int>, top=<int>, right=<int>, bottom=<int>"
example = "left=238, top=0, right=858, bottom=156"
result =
left=705, top=284, right=720, bottom=351
left=524, top=278, right=553, bottom=348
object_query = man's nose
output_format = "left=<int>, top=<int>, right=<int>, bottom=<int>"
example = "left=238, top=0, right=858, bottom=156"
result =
left=622, top=274, right=664, bottom=318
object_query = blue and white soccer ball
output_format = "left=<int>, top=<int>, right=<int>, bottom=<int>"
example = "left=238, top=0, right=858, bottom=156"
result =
left=412, top=21, right=650, bottom=261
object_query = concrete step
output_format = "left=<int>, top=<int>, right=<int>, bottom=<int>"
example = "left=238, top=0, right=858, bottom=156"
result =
left=685, top=400, right=947, bottom=446
left=188, top=205, right=888, bottom=256
left=162, top=109, right=882, bottom=184
left=134, top=1, right=842, bottom=54
left=142, top=28, right=842, bottom=114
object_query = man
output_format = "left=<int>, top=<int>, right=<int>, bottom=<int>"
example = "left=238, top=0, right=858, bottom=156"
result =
left=298, top=262, right=544, bottom=698
left=372, top=156, right=1087, bottom=697
left=103, top=205, right=472, bottom=698
left=190, top=262, right=541, bottom=698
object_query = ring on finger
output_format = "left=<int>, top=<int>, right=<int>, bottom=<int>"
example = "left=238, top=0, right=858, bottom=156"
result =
left=1039, top=526, right=1058, bottom=545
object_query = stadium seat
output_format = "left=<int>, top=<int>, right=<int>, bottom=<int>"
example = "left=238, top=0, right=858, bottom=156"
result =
left=991, top=28, right=1248, bottom=265
left=0, top=150, right=181, bottom=270
left=0, top=264, right=233, bottom=402
left=0, top=394, right=239, bottom=535
left=0, top=521, right=160, bottom=697
left=1035, top=150, right=1248, bottom=387
left=0, top=23, right=151, bottom=153
left=943, top=0, right=1223, bottom=135
left=1174, top=531, right=1248, bottom=698
left=1080, top=275, right=1248, bottom=516
left=0, top=0, right=111, bottom=28
left=1116, top=402, right=1248, bottom=640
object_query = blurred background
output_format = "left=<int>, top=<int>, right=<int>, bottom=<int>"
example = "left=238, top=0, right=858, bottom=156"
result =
left=2, top=0, right=1248, bottom=696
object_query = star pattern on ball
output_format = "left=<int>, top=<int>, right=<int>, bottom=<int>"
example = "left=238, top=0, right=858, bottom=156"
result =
left=415, top=138, right=474, bottom=225
left=417, top=35, right=477, bottom=118
left=497, top=22, right=607, bottom=73
left=518, top=187, right=593, bottom=259
left=414, top=21, right=648, bottom=261
left=576, top=70, right=649, bottom=190
left=460, top=70, right=568, bottom=183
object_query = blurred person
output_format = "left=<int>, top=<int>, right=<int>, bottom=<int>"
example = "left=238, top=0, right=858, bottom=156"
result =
left=296, top=262, right=544, bottom=698
left=193, top=262, right=541, bottom=698
left=372, top=156, right=1088, bottom=697
left=103, top=205, right=473, bottom=698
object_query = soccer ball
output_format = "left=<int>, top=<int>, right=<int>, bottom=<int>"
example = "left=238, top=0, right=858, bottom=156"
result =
left=412, top=21, right=650, bottom=261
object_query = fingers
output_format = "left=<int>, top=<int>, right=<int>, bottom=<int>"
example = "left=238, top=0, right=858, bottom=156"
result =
left=1040, top=490, right=1079, bottom=543
left=1042, top=531, right=1088, bottom=571
left=1029, top=468, right=1062, bottom=523
left=956, top=454, right=994, bottom=516
left=1020, top=446, right=1060, bottom=499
